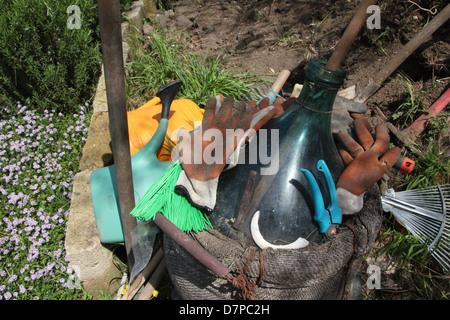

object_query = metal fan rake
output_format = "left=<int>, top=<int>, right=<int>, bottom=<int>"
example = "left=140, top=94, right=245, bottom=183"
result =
left=381, top=184, right=449, bottom=272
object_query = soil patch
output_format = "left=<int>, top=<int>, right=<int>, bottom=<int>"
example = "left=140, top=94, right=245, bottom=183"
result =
left=164, top=0, right=449, bottom=134
left=161, top=0, right=450, bottom=184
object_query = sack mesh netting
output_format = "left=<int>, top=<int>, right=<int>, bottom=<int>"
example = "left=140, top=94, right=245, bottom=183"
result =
left=163, top=184, right=382, bottom=300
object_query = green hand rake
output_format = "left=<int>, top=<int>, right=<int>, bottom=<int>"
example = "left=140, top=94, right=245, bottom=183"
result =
left=129, top=159, right=213, bottom=233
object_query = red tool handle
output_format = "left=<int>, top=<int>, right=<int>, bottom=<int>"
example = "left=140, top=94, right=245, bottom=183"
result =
left=406, top=88, right=450, bottom=137
left=154, top=212, right=230, bottom=278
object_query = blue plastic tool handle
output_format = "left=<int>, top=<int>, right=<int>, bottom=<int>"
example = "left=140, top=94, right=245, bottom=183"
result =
left=301, top=168, right=331, bottom=234
left=317, top=160, right=342, bottom=224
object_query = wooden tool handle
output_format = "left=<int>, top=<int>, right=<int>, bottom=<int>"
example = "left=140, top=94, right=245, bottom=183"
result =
left=356, top=3, right=450, bottom=102
left=326, top=0, right=377, bottom=71
left=372, top=3, right=450, bottom=86
left=271, top=69, right=291, bottom=93
left=154, top=212, right=231, bottom=278
left=267, top=69, right=291, bottom=100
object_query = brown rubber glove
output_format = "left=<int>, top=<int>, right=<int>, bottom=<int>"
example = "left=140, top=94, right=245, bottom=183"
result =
left=177, top=95, right=278, bottom=182
left=336, top=115, right=401, bottom=196
left=250, top=96, right=301, bottom=118
left=176, top=95, right=252, bottom=181
left=174, top=95, right=278, bottom=212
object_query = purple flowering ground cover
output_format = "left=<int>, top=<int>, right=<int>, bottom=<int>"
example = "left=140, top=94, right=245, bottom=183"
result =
left=0, top=102, right=90, bottom=300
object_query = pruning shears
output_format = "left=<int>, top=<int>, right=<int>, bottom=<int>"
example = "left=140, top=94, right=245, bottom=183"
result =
left=301, top=160, right=342, bottom=237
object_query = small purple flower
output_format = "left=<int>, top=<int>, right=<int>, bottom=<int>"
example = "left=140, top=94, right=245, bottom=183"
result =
left=8, top=274, right=17, bottom=283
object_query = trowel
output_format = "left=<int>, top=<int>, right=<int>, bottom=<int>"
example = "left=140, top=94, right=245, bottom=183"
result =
left=90, top=80, right=183, bottom=243
left=128, top=219, right=158, bottom=286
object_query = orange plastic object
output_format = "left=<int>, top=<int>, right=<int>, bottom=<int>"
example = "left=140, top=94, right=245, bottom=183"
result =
left=395, top=155, right=415, bottom=174
left=127, top=97, right=204, bottom=161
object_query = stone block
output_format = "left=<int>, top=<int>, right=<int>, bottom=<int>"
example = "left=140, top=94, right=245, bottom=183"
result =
left=127, top=1, right=145, bottom=32
left=65, top=169, right=122, bottom=298
left=141, top=0, right=157, bottom=18
left=79, top=112, right=113, bottom=172
left=92, top=67, right=108, bottom=114
left=143, top=23, right=156, bottom=35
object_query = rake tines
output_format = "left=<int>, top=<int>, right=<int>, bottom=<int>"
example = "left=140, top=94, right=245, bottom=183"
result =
left=381, top=184, right=449, bottom=272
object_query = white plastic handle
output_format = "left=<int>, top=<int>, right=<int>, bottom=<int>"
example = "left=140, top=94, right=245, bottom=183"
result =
left=250, top=211, right=309, bottom=250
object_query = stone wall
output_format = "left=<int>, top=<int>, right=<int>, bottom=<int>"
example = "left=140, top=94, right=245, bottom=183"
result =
left=64, top=0, right=157, bottom=298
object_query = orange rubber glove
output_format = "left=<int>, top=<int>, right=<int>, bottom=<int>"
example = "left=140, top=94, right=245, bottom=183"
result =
left=336, top=114, right=401, bottom=196
left=248, top=96, right=286, bottom=118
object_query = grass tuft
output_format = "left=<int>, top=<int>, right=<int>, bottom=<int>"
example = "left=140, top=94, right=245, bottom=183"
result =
left=125, top=28, right=264, bottom=110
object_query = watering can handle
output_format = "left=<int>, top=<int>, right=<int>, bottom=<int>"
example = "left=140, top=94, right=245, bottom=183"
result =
left=156, top=80, right=183, bottom=119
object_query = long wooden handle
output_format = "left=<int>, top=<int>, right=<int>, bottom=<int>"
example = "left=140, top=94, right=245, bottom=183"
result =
left=98, top=0, right=136, bottom=272
left=271, top=70, right=291, bottom=93
left=356, top=3, right=450, bottom=102
left=326, top=0, right=377, bottom=71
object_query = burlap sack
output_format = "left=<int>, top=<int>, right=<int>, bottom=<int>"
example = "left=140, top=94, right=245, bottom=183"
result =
left=164, top=184, right=382, bottom=300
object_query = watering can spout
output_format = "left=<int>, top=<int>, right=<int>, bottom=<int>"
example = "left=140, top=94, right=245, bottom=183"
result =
left=157, top=80, right=183, bottom=119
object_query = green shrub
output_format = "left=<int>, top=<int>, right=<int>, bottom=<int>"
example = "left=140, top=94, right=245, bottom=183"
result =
left=0, top=0, right=102, bottom=114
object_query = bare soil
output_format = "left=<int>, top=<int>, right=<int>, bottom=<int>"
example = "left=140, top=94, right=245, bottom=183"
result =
left=152, top=0, right=450, bottom=300
left=163, top=0, right=450, bottom=172
left=165, top=1, right=449, bottom=105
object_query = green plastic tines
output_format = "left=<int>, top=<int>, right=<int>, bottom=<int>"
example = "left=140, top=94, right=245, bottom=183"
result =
left=130, top=160, right=213, bottom=233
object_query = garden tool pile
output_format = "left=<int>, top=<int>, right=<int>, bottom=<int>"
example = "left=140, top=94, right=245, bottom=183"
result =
left=161, top=0, right=403, bottom=300
left=91, top=0, right=445, bottom=300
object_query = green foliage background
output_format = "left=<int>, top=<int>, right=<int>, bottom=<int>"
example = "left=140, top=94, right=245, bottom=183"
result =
left=0, top=0, right=102, bottom=113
